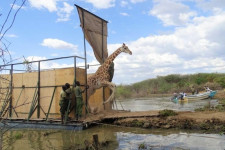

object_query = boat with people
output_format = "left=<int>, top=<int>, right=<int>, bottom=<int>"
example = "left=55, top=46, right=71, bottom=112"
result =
left=171, top=92, right=188, bottom=102
left=171, top=90, right=217, bottom=101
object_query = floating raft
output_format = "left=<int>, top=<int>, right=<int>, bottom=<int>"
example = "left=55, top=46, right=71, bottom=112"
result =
left=0, top=118, right=85, bottom=130
left=0, top=111, right=161, bottom=130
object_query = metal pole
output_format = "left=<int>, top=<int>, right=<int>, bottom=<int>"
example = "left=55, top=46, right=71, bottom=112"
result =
left=46, top=86, right=56, bottom=121
left=37, top=61, right=40, bottom=118
left=74, top=56, right=77, bottom=85
left=82, top=9, right=88, bottom=114
left=9, top=64, right=13, bottom=117
left=102, top=20, right=105, bottom=110
left=74, top=56, right=77, bottom=118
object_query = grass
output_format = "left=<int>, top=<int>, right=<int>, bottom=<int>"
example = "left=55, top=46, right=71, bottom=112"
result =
left=195, top=99, right=225, bottom=112
left=138, top=142, right=147, bottom=150
left=14, top=132, right=23, bottom=140
left=159, top=109, right=178, bottom=117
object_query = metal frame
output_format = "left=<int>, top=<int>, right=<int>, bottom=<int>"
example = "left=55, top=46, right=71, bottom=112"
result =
left=0, top=55, right=85, bottom=120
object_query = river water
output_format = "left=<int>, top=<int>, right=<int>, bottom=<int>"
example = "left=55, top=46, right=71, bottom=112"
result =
left=114, top=97, right=215, bottom=112
left=3, top=97, right=224, bottom=150
left=4, top=126, right=225, bottom=150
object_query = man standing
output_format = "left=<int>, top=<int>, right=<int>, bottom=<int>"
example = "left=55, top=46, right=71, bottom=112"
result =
left=75, top=81, right=86, bottom=120
left=59, top=85, right=69, bottom=124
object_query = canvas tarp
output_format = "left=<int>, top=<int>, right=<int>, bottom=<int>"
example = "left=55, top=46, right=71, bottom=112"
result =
left=76, top=6, right=108, bottom=64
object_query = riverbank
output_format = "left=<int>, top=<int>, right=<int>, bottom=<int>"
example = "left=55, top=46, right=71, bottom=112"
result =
left=84, top=90, right=225, bottom=134
left=112, top=111, right=225, bottom=134
left=83, top=109, right=225, bottom=134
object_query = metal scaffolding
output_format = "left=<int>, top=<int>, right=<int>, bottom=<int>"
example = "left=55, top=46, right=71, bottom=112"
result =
left=0, top=55, right=86, bottom=120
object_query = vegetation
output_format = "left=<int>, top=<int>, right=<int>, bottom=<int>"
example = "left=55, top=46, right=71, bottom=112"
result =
left=195, top=99, right=225, bottom=112
left=159, top=109, right=178, bottom=117
left=138, top=143, right=147, bottom=150
left=14, top=132, right=23, bottom=140
left=115, top=73, right=225, bottom=99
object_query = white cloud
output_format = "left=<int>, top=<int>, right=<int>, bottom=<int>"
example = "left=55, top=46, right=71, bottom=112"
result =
left=41, top=38, right=78, bottom=54
left=120, top=1, right=129, bottom=7
left=7, top=34, right=18, bottom=38
left=29, top=0, right=58, bottom=12
left=26, top=56, right=73, bottom=69
left=120, top=12, right=129, bottom=16
left=0, top=34, right=18, bottom=38
left=83, top=0, right=115, bottom=9
left=196, top=0, right=225, bottom=12
left=56, top=2, right=74, bottom=22
left=29, top=0, right=73, bottom=22
left=150, top=0, right=197, bottom=26
left=11, top=4, right=26, bottom=10
left=130, top=0, right=146, bottom=4
left=105, top=11, right=225, bottom=84
left=51, top=53, right=58, bottom=57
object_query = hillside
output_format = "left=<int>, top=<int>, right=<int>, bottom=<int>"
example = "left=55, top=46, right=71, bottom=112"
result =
left=115, top=73, right=225, bottom=99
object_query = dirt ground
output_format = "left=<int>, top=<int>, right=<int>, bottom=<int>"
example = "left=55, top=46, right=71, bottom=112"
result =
left=84, top=109, right=225, bottom=123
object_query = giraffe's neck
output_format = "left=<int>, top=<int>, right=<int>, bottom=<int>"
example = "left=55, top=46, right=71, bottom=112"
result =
left=102, top=47, right=122, bottom=69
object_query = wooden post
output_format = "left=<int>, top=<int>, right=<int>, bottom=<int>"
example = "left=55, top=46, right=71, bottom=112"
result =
left=92, top=134, right=99, bottom=149
left=0, top=129, right=2, bottom=150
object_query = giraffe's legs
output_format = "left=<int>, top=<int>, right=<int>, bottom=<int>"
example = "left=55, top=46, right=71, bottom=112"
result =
left=101, top=81, right=116, bottom=104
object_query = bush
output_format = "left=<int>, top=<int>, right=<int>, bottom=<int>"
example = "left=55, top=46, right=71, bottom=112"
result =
left=14, top=132, right=23, bottom=140
left=165, top=74, right=181, bottom=83
left=115, top=85, right=131, bottom=99
left=159, top=109, right=177, bottom=117
left=215, top=77, right=225, bottom=88
left=138, top=143, right=147, bottom=150
left=195, top=77, right=207, bottom=85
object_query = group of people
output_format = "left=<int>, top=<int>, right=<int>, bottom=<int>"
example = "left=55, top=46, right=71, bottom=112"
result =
left=172, top=86, right=212, bottom=101
left=171, top=92, right=187, bottom=101
left=59, top=81, right=88, bottom=124
left=204, top=86, right=212, bottom=92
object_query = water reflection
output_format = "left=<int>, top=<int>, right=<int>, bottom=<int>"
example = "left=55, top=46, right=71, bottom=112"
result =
left=117, top=132, right=225, bottom=150
left=115, top=97, right=213, bottom=112
left=3, top=126, right=225, bottom=150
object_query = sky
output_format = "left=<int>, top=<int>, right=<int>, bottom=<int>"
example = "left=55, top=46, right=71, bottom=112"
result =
left=0, top=0, right=225, bottom=85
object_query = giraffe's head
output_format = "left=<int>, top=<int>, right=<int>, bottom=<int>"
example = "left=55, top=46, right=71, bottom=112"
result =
left=120, top=43, right=132, bottom=55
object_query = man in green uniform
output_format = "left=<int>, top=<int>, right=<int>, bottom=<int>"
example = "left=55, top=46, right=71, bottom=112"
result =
left=65, top=83, right=73, bottom=101
left=59, top=85, right=69, bottom=124
left=75, top=81, right=86, bottom=120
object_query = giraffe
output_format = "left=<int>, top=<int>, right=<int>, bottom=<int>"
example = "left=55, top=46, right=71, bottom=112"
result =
left=86, top=43, right=132, bottom=110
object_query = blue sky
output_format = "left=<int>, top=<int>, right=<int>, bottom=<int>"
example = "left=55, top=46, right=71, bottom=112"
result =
left=1, top=0, right=225, bottom=84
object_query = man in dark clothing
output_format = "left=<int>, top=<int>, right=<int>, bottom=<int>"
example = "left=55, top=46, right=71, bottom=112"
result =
left=74, top=81, right=88, bottom=120
left=59, top=85, right=69, bottom=124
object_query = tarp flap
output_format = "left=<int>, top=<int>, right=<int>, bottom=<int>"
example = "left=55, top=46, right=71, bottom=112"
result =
left=76, top=6, right=108, bottom=64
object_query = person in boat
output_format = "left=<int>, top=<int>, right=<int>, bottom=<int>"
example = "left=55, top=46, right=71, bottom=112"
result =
left=180, top=92, right=184, bottom=100
left=195, top=89, right=199, bottom=94
left=179, top=92, right=186, bottom=100
left=191, top=86, right=195, bottom=95
left=171, top=93, right=178, bottom=100
left=204, top=86, right=212, bottom=92
left=59, top=85, right=69, bottom=124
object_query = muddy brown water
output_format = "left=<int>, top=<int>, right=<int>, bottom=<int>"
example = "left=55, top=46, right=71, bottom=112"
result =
left=3, top=97, right=223, bottom=150
left=4, top=126, right=225, bottom=150
left=114, top=97, right=216, bottom=112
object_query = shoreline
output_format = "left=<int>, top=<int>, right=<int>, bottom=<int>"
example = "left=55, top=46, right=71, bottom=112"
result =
left=110, top=111, right=225, bottom=134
